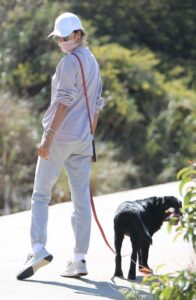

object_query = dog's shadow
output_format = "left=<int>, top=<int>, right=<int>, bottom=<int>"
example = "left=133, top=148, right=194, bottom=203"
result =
left=25, top=276, right=154, bottom=300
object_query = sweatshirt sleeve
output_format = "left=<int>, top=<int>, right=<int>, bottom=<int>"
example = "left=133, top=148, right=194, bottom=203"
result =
left=95, top=77, right=105, bottom=112
left=53, top=56, right=78, bottom=107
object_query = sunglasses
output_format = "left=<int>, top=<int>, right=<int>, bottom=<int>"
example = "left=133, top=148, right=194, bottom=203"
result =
left=53, top=33, right=75, bottom=42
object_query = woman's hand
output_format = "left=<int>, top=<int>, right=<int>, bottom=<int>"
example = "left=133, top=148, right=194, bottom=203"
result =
left=38, top=132, right=54, bottom=160
left=38, top=103, right=68, bottom=159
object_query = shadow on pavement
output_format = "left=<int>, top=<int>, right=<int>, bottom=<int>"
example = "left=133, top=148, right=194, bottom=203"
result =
left=25, top=276, right=155, bottom=299
left=25, top=277, right=127, bottom=299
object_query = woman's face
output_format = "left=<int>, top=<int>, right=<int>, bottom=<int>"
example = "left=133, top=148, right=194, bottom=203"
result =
left=54, top=32, right=80, bottom=53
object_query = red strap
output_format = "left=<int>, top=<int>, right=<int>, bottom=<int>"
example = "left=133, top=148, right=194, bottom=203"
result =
left=71, top=53, right=134, bottom=259
left=90, top=189, right=116, bottom=254
left=71, top=53, right=94, bottom=135
left=71, top=52, right=115, bottom=253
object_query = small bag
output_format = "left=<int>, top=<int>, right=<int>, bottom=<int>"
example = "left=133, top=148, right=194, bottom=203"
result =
left=92, top=138, right=96, bottom=162
left=71, top=53, right=96, bottom=162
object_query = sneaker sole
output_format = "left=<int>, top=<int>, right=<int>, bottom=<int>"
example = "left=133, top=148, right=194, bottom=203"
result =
left=17, top=255, right=53, bottom=280
left=78, top=272, right=88, bottom=276
left=61, top=272, right=88, bottom=278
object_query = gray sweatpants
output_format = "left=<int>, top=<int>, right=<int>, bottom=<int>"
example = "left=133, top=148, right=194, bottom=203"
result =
left=31, top=139, right=92, bottom=254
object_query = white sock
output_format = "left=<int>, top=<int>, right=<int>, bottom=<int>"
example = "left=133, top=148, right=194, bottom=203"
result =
left=73, top=253, right=85, bottom=262
left=32, top=243, right=44, bottom=255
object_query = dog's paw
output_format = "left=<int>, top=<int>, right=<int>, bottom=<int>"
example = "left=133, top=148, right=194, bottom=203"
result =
left=128, top=274, right=136, bottom=280
left=139, top=267, right=153, bottom=274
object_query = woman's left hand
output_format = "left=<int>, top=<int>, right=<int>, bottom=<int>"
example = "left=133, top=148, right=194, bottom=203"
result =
left=38, top=133, right=54, bottom=160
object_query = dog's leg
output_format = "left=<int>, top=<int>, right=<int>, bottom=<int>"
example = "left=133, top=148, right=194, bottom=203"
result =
left=128, top=236, right=138, bottom=280
left=139, top=241, right=153, bottom=274
left=114, top=230, right=124, bottom=277
left=138, top=247, right=143, bottom=269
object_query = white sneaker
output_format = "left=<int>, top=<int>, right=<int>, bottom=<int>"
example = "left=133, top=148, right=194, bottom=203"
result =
left=16, top=248, right=53, bottom=280
left=61, top=260, right=88, bottom=277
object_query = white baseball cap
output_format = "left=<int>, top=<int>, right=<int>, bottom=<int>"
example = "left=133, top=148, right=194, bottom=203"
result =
left=48, top=12, right=83, bottom=38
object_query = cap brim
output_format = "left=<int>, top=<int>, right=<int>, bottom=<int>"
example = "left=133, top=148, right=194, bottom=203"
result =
left=48, top=31, right=55, bottom=38
left=48, top=28, right=74, bottom=38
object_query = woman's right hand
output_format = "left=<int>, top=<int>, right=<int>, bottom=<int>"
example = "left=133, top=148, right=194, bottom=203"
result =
left=38, top=133, right=54, bottom=160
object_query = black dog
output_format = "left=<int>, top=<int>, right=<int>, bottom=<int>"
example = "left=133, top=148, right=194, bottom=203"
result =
left=114, top=196, right=182, bottom=280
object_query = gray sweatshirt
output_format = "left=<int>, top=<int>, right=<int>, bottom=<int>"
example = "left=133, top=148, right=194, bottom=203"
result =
left=42, top=47, right=104, bottom=143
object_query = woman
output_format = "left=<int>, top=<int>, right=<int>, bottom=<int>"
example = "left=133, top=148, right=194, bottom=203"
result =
left=17, top=12, right=104, bottom=280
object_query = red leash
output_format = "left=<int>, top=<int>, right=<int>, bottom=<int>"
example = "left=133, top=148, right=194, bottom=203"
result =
left=90, top=189, right=116, bottom=254
left=72, top=52, right=116, bottom=253
left=90, top=189, right=152, bottom=275
left=71, top=53, right=151, bottom=273
left=90, top=189, right=152, bottom=274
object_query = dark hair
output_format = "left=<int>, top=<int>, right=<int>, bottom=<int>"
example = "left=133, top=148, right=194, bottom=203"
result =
left=73, top=29, right=85, bottom=37
left=73, top=29, right=87, bottom=47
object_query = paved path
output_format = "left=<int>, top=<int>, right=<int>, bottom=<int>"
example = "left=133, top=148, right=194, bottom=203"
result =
left=0, top=182, right=195, bottom=300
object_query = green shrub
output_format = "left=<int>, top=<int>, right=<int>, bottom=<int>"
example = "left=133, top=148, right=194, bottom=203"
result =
left=0, top=1, right=69, bottom=109
left=0, top=94, right=39, bottom=214
left=93, top=44, right=196, bottom=184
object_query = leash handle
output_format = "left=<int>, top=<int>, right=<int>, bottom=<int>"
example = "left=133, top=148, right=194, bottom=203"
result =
left=71, top=53, right=96, bottom=162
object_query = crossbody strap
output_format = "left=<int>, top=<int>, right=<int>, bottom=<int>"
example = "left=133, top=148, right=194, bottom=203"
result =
left=71, top=52, right=93, bottom=135
left=71, top=52, right=96, bottom=162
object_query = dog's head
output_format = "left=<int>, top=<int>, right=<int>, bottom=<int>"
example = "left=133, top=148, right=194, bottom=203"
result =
left=157, top=196, right=182, bottom=224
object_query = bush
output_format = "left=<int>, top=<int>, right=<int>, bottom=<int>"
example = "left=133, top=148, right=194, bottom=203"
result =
left=0, top=1, right=70, bottom=109
left=71, top=0, right=196, bottom=61
left=0, top=93, right=39, bottom=214
left=93, top=44, right=196, bottom=185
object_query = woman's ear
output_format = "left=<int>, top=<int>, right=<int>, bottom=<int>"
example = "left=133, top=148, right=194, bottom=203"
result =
left=75, top=30, right=81, bottom=41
